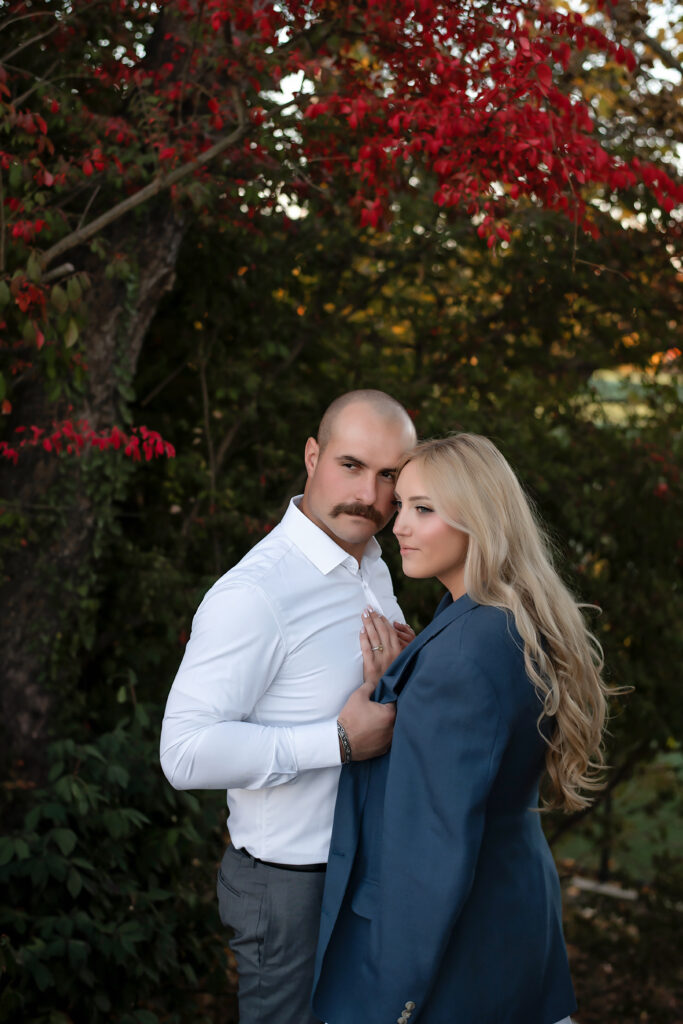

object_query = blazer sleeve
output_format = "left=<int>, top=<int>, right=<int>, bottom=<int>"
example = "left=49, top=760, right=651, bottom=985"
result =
left=373, top=646, right=509, bottom=1021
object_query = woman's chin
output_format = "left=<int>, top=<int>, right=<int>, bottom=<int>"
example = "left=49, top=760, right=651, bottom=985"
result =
left=400, top=564, right=428, bottom=580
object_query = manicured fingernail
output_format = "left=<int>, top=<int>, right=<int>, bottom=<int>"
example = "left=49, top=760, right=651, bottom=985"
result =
left=362, top=608, right=370, bottom=618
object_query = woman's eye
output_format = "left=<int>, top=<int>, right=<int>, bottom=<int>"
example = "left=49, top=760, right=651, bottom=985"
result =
left=416, top=505, right=433, bottom=514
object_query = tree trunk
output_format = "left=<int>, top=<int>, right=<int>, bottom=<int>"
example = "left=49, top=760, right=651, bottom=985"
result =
left=0, top=207, right=185, bottom=779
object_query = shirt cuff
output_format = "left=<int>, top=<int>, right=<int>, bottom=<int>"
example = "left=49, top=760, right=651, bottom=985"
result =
left=290, top=718, right=341, bottom=771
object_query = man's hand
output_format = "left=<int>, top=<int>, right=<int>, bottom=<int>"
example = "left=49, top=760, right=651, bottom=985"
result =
left=393, top=621, right=416, bottom=650
left=337, top=680, right=396, bottom=763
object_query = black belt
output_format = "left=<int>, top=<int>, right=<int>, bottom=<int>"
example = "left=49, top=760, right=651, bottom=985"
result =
left=236, top=847, right=327, bottom=873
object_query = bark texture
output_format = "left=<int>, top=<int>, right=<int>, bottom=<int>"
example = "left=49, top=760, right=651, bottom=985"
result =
left=0, top=208, right=185, bottom=777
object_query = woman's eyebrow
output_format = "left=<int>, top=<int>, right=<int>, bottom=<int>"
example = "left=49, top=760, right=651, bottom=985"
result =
left=394, top=491, right=432, bottom=501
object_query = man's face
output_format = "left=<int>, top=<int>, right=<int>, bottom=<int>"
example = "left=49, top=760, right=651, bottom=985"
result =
left=301, top=403, right=414, bottom=559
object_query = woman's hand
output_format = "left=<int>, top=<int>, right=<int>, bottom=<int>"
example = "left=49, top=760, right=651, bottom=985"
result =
left=360, top=608, right=403, bottom=689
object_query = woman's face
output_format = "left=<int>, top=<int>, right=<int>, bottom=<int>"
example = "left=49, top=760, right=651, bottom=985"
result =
left=393, top=460, right=469, bottom=600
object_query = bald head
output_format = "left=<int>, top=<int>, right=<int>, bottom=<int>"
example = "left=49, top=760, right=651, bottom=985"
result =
left=317, top=389, right=416, bottom=452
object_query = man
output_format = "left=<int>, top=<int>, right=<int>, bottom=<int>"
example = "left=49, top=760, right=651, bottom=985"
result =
left=160, top=389, right=416, bottom=1024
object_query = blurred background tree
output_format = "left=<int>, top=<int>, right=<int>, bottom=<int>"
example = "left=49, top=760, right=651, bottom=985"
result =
left=0, top=1, right=681, bottom=1021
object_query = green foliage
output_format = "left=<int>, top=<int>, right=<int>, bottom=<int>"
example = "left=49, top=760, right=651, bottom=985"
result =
left=0, top=708, right=228, bottom=1024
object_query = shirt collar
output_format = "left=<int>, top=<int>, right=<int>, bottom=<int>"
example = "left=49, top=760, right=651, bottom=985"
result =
left=281, top=496, right=382, bottom=575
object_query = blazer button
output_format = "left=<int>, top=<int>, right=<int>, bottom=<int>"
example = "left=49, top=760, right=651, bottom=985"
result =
left=405, top=1002, right=416, bottom=1011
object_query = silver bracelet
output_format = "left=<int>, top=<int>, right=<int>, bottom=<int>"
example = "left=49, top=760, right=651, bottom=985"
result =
left=337, top=720, right=352, bottom=764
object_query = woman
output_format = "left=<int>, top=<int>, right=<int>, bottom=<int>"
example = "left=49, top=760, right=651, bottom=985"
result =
left=312, top=434, right=612, bottom=1024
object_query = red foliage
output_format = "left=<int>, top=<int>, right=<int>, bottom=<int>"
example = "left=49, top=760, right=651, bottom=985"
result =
left=0, top=0, right=680, bottom=462
left=0, top=420, right=175, bottom=465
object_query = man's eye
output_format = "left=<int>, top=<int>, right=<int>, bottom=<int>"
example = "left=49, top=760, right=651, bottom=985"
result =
left=380, top=470, right=396, bottom=480
left=391, top=499, right=402, bottom=509
left=342, top=462, right=358, bottom=470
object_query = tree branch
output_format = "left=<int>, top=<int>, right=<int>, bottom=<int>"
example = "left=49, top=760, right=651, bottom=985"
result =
left=39, top=100, right=249, bottom=271
left=41, top=262, right=75, bottom=283
left=603, top=1, right=683, bottom=77
left=12, top=58, right=61, bottom=108
left=1, top=22, right=59, bottom=64
left=546, top=739, right=651, bottom=847
left=634, top=26, right=683, bottom=77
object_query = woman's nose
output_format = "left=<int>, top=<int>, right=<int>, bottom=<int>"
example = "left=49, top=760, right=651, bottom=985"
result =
left=393, top=511, right=408, bottom=536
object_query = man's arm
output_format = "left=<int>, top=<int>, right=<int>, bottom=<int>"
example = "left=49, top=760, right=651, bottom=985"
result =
left=160, top=581, right=395, bottom=791
left=160, top=582, right=341, bottom=790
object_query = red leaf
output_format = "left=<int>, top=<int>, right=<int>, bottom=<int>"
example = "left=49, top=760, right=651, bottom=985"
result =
left=536, top=64, right=552, bottom=90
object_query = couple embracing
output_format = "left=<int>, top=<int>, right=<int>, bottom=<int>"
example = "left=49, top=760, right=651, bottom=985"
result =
left=161, top=390, right=609, bottom=1024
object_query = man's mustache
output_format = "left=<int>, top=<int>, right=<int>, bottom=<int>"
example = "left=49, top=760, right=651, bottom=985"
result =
left=330, top=503, right=383, bottom=526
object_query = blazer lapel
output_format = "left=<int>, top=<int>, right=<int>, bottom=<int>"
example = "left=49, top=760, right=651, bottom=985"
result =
left=375, top=592, right=479, bottom=703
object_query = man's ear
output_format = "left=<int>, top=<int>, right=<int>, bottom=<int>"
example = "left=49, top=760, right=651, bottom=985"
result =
left=304, top=436, right=319, bottom=478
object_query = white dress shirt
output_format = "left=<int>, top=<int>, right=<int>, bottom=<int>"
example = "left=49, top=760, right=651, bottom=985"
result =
left=160, top=496, right=403, bottom=864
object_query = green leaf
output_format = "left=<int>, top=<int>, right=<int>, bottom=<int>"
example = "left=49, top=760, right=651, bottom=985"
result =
left=66, top=867, right=82, bottom=899
left=0, top=280, right=10, bottom=307
left=32, top=960, right=54, bottom=992
left=26, top=252, right=42, bottom=283
left=67, top=939, right=88, bottom=970
left=9, top=162, right=22, bottom=190
left=51, top=828, right=77, bottom=856
left=0, top=836, right=15, bottom=867
left=25, top=806, right=41, bottom=831
left=50, top=284, right=69, bottom=314
left=64, top=318, right=79, bottom=348
left=66, top=276, right=82, bottom=305
left=14, top=838, right=30, bottom=861
left=133, top=1010, right=161, bottom=1024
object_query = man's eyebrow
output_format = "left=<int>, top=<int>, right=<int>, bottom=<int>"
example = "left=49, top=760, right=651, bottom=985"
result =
left=336, top=454, right=367, bottom=467
left=336, top=455, right=398, bottom=474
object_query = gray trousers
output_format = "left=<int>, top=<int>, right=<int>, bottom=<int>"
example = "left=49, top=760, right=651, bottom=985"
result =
left=217, top=843, right=325, bottom=1024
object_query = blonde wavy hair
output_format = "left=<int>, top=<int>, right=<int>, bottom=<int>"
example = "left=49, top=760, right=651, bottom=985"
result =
left=399, top=434, right=613, bottom=813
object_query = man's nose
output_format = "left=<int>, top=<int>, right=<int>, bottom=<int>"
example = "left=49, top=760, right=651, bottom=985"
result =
left=355, top=473, right=377, bottom=505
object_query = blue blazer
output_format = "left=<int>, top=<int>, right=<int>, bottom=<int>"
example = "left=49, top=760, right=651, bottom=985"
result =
left=312, top=592, right=577, bottom=1024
